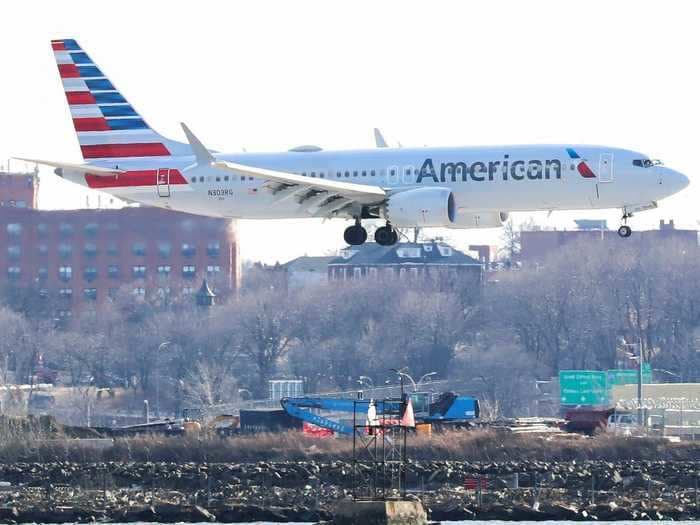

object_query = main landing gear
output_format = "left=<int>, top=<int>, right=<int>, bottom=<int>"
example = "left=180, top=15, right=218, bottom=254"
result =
left=617, top=211, right=633, bottom=238
left=374, top=224, right=398, bottom=246
left=344, top=218, right=367, bottom=246
left=343, top=220, right=398, bottom=246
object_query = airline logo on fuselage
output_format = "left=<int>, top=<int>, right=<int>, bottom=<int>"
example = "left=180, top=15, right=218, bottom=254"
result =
left=566, top=148, right=596, bottom=178
left=416, top=155, right=562, bottom=184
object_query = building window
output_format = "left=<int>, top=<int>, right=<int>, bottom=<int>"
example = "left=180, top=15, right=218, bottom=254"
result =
left=59, top=223, right=74, bottom=236
left=157, top=287, right=171, bottom=298
left=132, top=265, right=146, bottom=278
left=106, top=223, right=120, bottom=233
left=7, top=267, right=21, bottom=280
left=58, top=243, right=73, bottom=258
left=207, top=265, right=221, bottom=275
left=182, top=265, right=196, bottom=278
left=38, top=267, right=48, bottom=281
left=83, top=266, right=98, bottom=282
left=37, top=244, right=48, bottom=256
left=108, top=288, right=118, bottom=299
left=39, top=288, right=48, bottom=298
left=181, top=243, right=196, bottom=257
left=157, top=265, right=171, bottom=278
left=56, top=309, right=72, bottom=319
left=353, top=267, right=362, bottom=279
left=58, top=266, right=72, bottom=282
left=36, top=223, right=48, bottom=236
left=7, top=245, right=21, bottom=259
left=6, top=223, right=21, bottom=236
left=369, top=267, right=378, bottom=279
left=133, top=287, right=146, bottom=297
left=84, top=242, right=98, bottom=257
left=157, top=241, right=171, bottom=257
left=132, top=242, right=146, bottom=256
left=183, top=286, right=194, bottom=295
left=108, top=265, right=119, bottom=279
left=84, top=223, right=98, bottom=236
left=106, top=242, right=119, bottom=256
left=207, top=240, right=220, bottom=257
left=59, top=288, right=73, bottom=298
left=83, top=288, right=97, bottom=301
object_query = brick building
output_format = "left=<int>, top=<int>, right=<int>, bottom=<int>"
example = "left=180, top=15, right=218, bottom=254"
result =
left=520, top=220, right=698, bottom=264
left=0, top=168, right=38, bottom=209
left=0, top=172, right=238, bottom=318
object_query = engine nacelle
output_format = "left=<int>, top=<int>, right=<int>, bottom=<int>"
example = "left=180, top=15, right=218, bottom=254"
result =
left=448, top=211, right=509, bottom=229
left=384, top=187, right=455, bottom=227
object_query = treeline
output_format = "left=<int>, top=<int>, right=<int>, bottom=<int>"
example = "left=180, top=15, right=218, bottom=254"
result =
left=1, top=237, right=699, bottom=418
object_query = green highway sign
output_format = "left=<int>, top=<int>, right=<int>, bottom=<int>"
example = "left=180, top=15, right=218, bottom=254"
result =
left=560, top=366, right=654, bottom=407
left=560, top=370, right=608, bottom=406
left=606, top=365, right=652, bottom=387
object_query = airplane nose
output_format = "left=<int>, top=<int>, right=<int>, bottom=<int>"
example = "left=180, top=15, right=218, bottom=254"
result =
left=664, top=169, right=690, bottom=193
left=662, top=167, right=690, bottom=195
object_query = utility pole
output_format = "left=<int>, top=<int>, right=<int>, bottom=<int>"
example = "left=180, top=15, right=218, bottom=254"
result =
left=637, top=336, right=644, bottom=429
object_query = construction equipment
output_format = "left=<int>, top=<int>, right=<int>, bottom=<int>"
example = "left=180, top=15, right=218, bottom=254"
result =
left=281, top=392, right=479, bottom=435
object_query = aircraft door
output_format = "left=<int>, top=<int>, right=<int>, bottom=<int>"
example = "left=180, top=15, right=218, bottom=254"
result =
left=156, top=168, right=170, bottom=197
left=598, top=153, right=614, bottom=183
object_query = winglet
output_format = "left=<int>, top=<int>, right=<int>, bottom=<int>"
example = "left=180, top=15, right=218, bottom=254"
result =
left=373, top=128, right=388, bottom=148
left=181, top=123, right=215, bottom=165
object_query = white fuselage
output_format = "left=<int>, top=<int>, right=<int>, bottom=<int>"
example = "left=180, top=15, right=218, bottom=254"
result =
left=69, top=144, right=687, bottom=224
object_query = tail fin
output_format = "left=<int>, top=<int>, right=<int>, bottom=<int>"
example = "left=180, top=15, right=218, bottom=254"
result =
left=51, top=38, right=189, bottom=162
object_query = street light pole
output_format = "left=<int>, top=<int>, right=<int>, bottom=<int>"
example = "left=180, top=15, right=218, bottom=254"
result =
left=156, top=342, right=170, bottom=419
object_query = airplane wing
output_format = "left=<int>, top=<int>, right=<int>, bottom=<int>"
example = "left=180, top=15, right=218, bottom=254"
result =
left=12, top=157, right=125, bottom=176
left=180, top=122, right=387, bottom=218
left=212, top=160, right=387, bottom=218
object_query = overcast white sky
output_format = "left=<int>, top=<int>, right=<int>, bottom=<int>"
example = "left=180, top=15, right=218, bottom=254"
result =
left=1, top=1, right=698, bottom=263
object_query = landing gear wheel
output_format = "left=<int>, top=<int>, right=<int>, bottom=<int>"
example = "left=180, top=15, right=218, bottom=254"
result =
left=344, top=224, right=367, bottom=245
left=618, top=225, right=632, bottom=238
left=375, top=226, right=398, bottom=246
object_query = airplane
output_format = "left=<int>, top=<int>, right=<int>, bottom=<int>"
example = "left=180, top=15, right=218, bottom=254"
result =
left=18, top=39, right=690, bottom=246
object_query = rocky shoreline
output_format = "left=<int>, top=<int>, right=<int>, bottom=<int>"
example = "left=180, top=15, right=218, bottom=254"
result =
left=0, top=460, right=698, bottom=522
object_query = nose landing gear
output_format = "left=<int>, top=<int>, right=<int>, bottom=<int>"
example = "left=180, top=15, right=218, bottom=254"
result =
left=617, top=225, right=632, bottom=238
left=617, top=210, right=633, bottom=238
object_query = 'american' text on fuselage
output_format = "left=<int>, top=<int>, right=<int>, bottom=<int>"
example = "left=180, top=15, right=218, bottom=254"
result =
left=416, top=156, right=562, bottom=184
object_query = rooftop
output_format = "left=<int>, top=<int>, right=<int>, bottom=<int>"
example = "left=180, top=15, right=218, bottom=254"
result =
left=329, top=241, right=481, bottom=266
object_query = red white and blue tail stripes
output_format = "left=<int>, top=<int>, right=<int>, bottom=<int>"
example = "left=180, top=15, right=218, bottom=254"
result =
left=51, top=39, right=183, bottom=161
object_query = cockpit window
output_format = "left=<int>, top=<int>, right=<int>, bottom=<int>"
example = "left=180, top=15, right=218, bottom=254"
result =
left=633, top=159, right=663, bottom=168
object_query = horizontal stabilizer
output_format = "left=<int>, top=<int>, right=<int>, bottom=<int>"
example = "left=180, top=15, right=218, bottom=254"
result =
left=12, top=157, right=126, bottom=176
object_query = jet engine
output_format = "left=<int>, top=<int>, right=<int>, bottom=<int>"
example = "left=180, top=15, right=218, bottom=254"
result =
left=448, top=211, right=509, bottom=229
left=384, top=187, right=455, bottom=227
